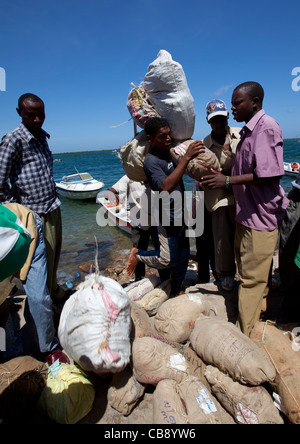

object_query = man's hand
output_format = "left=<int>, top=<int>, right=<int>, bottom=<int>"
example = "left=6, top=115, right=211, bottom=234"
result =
left=200, top=170, right=227, bottom=189
left=183, top=141, right=206, bottom=162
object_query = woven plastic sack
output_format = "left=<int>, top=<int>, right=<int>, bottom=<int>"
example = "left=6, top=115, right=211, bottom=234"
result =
left=119, top=131, right=151, bottom=182
left=37, top=361, right=95, bottom=424
left=58, top=273, right=131, bottom=375
left=127, top=83, right=160, bottom=129
left=154, top=293, right=209, bottom=343
left=250, top=321, right=300, bottom=424
left=170, top=140, right=220, bottom=180
left=190, top=316, right=276, bottom=386
left=144, top=50, right=195, bottom=141
left=205, top=365, right=284, bottom=424
left=0, top=205, right=31, bottom=282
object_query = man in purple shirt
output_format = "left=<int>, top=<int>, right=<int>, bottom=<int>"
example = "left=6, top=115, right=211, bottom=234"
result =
left=201, top=81, right=288, bottom=336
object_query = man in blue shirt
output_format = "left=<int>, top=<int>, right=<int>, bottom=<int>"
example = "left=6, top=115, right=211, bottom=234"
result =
left=126, top=117, right=205, bottom=295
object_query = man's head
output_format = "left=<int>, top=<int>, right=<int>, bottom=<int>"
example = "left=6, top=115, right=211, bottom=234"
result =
left=231, top=81, right=264, bottom=123
left=144, top=117, right=171, bottom=152
left=17, top=93, right=45, bottom=136
left=206, top=99, right=229, bottom=136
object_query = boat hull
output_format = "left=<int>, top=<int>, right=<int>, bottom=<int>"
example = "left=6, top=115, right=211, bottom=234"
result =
left=56, top=186, right=102, bottom=200
left=96, top=195, right=131, bottom=234
left=284, top=162, right=299, bottom=177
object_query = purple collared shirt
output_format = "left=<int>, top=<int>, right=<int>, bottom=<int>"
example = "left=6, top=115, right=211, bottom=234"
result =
left=232, top=110, right=289, bottom=231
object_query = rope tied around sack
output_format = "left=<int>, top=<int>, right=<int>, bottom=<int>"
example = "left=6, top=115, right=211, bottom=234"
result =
left=262, top=320, right=300, bottom=413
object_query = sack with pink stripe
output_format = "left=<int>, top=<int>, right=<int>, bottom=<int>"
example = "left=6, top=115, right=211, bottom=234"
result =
left=58, top=274, right=131, bottom=375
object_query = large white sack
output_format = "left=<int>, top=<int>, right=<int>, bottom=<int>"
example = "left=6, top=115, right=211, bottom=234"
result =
left=58, top=273, right=131, bottom=375
left=143, top=50, right=195, bottom=141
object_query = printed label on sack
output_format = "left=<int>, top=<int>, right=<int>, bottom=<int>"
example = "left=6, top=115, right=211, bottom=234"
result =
left=236, top=403, right=259, bottom=424
left=169, top=354, right=187, bottom=372
left=196, top=389, right=217, bottom=414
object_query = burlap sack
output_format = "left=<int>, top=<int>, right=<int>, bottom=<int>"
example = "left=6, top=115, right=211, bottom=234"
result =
left=107, top=365, right=146, bottom=416
left=176, top=375, right=235, bottom=424
left=154, top=293, right=209, bottom=343
left=203, top=294, right=229, bottom=321
left=250, top=321, right=300, bottom=424
left=132, top=336, right=209, bottom=387
left=135, top=279, right=171, bottom=316
left=153, top=379, right=188, bottom=424
left=205, top=365, right=284, bottom=424
left=119, top=131, right=151, bottom=182
left=0, top=356, right=47, bottom=418
left=130, top=302, right=159, bottom=340
left=125, top=275, right=160, bottom=302
left=190, top=316, right=276, bottom=385
left=170, top=140, right=220, bottom=180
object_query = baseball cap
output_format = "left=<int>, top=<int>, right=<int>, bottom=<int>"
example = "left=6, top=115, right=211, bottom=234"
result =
left=206, top=99, right=228, bottom=122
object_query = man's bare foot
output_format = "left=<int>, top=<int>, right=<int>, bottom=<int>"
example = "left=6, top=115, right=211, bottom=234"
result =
left=126, top=248, right=139, bottom=276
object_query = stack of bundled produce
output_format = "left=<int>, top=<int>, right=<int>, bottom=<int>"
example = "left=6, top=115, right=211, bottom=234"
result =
left=120, top=50, right=219, bottom=182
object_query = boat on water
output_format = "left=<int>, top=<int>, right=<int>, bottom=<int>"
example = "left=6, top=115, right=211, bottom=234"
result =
left=284, top=162, right=300, bottom=177
left=96, top=191, right=131, bottom=234
left=56, top=172, right=104, bottom=200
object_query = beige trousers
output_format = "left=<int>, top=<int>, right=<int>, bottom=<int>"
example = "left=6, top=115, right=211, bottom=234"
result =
left=234, top=223, right=278, bottom=337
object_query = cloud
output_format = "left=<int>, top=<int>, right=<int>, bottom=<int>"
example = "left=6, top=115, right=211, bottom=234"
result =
left=214, top=84, right=234, bottom=96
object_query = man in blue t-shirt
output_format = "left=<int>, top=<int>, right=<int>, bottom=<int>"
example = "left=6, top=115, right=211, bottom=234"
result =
left=126, top=117, right=205, bottom=295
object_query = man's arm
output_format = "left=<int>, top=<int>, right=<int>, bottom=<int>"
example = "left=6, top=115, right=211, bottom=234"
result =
left=200, top=170, right=282, bottom=189
left=160, top=141, right=205, bottom=193
left=0, top=137, right=15, bottom=203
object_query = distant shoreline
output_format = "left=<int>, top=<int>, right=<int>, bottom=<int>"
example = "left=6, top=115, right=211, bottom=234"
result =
left=52, top=138, right=300, bottom=156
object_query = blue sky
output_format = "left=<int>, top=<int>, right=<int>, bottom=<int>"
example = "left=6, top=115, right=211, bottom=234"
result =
left=0, top=0, right=299, bottom=153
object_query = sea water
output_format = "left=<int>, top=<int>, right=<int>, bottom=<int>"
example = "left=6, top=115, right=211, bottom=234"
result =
left=53, top=139, right=300, bottom=285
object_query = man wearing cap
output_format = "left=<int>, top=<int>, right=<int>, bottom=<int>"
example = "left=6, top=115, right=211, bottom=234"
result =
left=200, top=99, right=241, bottom=291
left=279, top=170, right=300, bottom=320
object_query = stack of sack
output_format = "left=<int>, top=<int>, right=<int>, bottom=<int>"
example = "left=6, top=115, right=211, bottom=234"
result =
left=120, top=50, right=219, bottom=182
left=107, top=275, right=297, bottom=424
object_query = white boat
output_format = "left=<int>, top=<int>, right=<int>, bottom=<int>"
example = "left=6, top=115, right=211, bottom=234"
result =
left=96, top=192, right=131, bottom=234
left=56, top=172, right=104, bottom=200
left=284, top=162, right=299, bottom=177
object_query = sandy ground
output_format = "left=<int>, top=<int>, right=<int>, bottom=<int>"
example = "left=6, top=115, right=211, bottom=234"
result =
left=0, top=253, right=284, bottom=424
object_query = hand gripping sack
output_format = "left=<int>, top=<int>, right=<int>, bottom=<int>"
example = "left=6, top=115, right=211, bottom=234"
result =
left=0, top=205, right=31, bottom=282
left=127, top=83, right=160, bottom=129
left=170, top=140, right=220, bottom=180
left=143, top=50, right=195, bottom=141
left=58, top=273, right=131, bottom=375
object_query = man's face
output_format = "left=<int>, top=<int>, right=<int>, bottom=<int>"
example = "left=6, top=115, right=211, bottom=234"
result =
left=148, top=126, right=172, bottom=151
left=18, top=99, right=45, bottom=135
left=231, top=88, right=255, bottom=123
left=208, top=115, right=228, bottom=136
